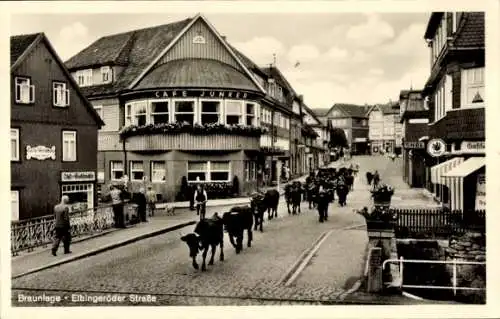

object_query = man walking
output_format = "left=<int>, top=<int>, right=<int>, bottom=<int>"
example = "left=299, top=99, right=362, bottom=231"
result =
left=110, top=185, right=125, bottom=228
left=52, top=195, right=71, bottom=256
left=316, top=184, right=330, bottom=223
left=136, top=187, right=148, bottom=222
left=146, top=186, right=157, bottom=217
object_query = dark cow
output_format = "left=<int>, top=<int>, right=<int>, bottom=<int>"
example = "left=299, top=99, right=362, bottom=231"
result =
left=346, top=174, right=354, bottom=191
left=180, top=214, right=224, bottom=271
left=222, top=206, right=253, bottom=254
left=264, top=189, right=280, bottom=220
left=289, top=181, right=303, bottom=215
left=250, top=193, right=266, bottom=232
left=306, top=182, right=318, bottom=209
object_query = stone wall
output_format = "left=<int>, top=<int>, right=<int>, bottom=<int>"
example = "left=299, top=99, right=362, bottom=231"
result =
left=445, top=232, right=486, bottom=262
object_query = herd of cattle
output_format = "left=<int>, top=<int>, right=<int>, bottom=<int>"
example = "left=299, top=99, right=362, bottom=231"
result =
left=181, top=165, right=359, bottom=271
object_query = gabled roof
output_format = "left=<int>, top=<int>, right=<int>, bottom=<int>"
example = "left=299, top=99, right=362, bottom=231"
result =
left=11, top=32, right=104, bottom=126
left=327, top=103, right=369, bottom=118
left=11, top=33, right=41, bottom=67
left=424, top=12, right=444, bottom=40
left=366, top=102, right=399, bottom=116
left=310, top=108, right=330, bottom=118
left=260, top=66, right=297, bottom=96
left=301, top=103, right=322, bottom=126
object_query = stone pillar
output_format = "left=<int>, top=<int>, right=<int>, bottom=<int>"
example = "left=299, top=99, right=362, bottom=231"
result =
left=367, top=247, right=383, bottom=292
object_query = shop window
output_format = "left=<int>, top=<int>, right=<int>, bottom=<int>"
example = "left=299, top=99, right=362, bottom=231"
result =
left=134, top=103, right=148, bottom=126
left=461, top=67, right=485, bottom=108
left=53, top=82, right=70, bottom=107
left=246, top=103, right=256, bottom=126
left=62, top=131, right=77, bottom=162
left=11, top=128, right=19, bottom=161
left=11, top=190, right=19, bottom=221
left=187, top=161, right=207, bottom=182
left=110, top=161, right=124, bottom=180
left=226, top=101, right=242, bottom=125
left=151, top=101, right=169, bottom=124
left=174, top=100, right=195, bottom=125
left=151, top=161, right=166, bottom=182
left=130, top=161, right=144, bottom=181
left=62, top=183, right=94, bottom=211
left=201, top=101, right=220, bottom=124
left=14, top=77, right=35, bottom=104
left=210, top=161, right=230, bottom=181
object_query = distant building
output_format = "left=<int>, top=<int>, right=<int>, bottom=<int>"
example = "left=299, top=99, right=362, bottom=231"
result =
left=11, top=33, right=103, bottom=221
left=320, top=104, right=370, bottom=155
left=366, top=102, right=402, bottom=155
left=399, top=90, right=429, bottom=188
left=423, top=12, right=485, bottom=212
left=302, top=104, right=328, bottom=168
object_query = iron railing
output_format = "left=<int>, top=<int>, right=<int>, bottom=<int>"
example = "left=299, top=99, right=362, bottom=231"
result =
left=382, top=257, right=486, bottom=295
left=11, top=201, right=137, bottom=256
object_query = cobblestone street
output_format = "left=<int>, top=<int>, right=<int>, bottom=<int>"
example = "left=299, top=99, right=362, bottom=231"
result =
left=11, top=156, right=438, bottom=306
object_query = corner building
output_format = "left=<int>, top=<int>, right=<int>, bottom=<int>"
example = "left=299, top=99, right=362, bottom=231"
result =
left=66, top=14, right=271, bottom=201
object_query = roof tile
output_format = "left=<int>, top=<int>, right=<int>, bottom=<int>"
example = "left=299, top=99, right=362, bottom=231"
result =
left=10, top=33, right=41, bottom=66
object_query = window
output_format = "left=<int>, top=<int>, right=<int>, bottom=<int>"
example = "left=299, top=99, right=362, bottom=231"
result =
left=174, top=100, right=195, bottom=124
left=75, top=69, right=93, bottom=87
left=11, top=128, right=19, bottom=161
left=210, top=161, right=230, bottom=181
left=134, top=103, right=148, bottom=126
left=11, top=191, right=19, bottom=221
left=151, top=101, right=169, bottom=124
left=101, top=66, right=111, bottom=83
left=201, top=101, right=220, bottom=124
left=53, top=82, right=70, bottom=107
left=461, top=67, right=485, bottom=108
left=130, top=161, right=144, bottom=181
left=151, top=161, right=166, bottom=182
left=62, top=131, right=76, bottom=161
left=226, top=101, right=242, bottom=125
left=94, top=105, right=103, bottom=120
left=246, top=103, right=256, bottom=126
left=110, top=161, right=124, bottom=180
left=125, top=104, right=132, bottom=126
left=187, top=161, right=207, bottom=182
left=14, top=77, right=35, bottom=104
left=244, top=161, right=257, bottom=181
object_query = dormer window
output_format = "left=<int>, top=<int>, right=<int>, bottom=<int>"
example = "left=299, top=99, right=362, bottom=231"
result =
left=53, top=82, right=70, bottom=107
left=14, top=77, right=35, bottom=104
left=101, top=66, right=112, bottom=83
left=75, top=69, right=93, bottom=87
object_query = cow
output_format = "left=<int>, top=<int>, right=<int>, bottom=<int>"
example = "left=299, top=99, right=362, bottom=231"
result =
left=250, top=192, right=266, bottom=232
left=288, top=181, right=303, bottom=215
left=284, top=183, right=294, bottom=215
left=180, top=214, right=224, bottom=271
left=264, top=189, right=280, bottom=220
left=222, top=205, right=253, bottom=254
left=306, top=182, right=318, bottom=209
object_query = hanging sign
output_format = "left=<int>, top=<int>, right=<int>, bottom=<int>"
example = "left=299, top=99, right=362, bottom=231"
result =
left=26, top=145, right=56, bottom=160
left=61, top=171, right=96, bottom=182
left=475, top=173, right=486, bottom=210
left=427, top=138, right=446, bottom=157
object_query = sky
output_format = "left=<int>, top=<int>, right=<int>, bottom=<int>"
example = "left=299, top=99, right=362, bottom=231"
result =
left=10, top=12, right=431, bottom=108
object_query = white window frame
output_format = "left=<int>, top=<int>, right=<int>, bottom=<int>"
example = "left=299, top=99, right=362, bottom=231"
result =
left=187, top=161, right=208, bottom=182
left=14, top=77, right=35, bottom=104
left=129, top=161, right=145, bottom=182
left=101, top=66, right=111, bottom=84
left=110, top=161, right=124, bottom=181
left=151, top=161, right=166, bottom=183
left=11, top=190, right=19, bottom=221
left=75, top=69, right=93, bottom=87
left=187, top=161, right=231, bottom=182
left=149, top=99, right=170, bottom=124
left=225, top=100, right=243, bottom=125
left=62, top=130, right=77, bottom=162
left=94, top=105, right=103, bottom=120
left=173, top=98, right=197, bottom=125
left=53, top=82, right=70, bottom=107
left=133, top=101, right=148, bottom=126
left=125, top=103, right=133, bottom=126
left=461, top=67, right=485, bottom=109
left=11, top=128, right=19, bottom=161
left=245, top=102, right=257, bottom=126
left=200, top=99, right=222, bottom=125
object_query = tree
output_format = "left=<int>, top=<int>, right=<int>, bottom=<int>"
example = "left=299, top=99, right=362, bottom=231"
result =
left=329, top=128, right=348, bottom=148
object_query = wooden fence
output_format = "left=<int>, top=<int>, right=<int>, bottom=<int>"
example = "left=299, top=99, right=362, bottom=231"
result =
left=390, top=208, right=485, bottom=238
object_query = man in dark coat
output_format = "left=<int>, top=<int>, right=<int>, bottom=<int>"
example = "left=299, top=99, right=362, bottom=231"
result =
left=135, top=187, right=148, bottom=222
left=52, top=195, right=71, bottom=256
left=316, top=185, right=330, bottom=223
left=373, top=170, right=380, bottom=187
left=336, top=179, right=349, bottom=206
left=110, top=185, right=125, bottom=228
left=194, top=184, right=208, bottom=220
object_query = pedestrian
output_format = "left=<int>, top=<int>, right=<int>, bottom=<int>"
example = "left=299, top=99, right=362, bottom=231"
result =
left=373, top=170, right=380, bottom=187
left=110, top=185, right=125, bottom=228
left=316, top=185, right=330, bottom=223
left=194, top=184, right=208, bottom=220
left=52, top=195, right=71, bottom=256
left=146, top=186, right=157, bottom=217
left=136, top=187, right=148, bottom=222
left=366, top=172, right=373, bottom=185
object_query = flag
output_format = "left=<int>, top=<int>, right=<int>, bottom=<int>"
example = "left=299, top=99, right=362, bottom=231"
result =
left=294, top=61, right=300, bottom=68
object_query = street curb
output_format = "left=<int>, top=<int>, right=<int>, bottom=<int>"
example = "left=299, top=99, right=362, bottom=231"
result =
left=11, top=220, right=197, bottom=279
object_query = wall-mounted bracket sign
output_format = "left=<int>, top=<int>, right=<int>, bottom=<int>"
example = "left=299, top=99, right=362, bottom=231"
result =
left=26, top=145, right=56, bottom=160
left=192, top=35, right=206, bottom=44
left=461, top=141, right=485, bottom=154
left=427, top=138, right=446, bottom=157
left=61, top=171, right=96, bottom=182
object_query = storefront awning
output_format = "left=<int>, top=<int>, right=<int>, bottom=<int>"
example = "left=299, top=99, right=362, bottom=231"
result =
left=430, top=157, right=464, bottom=185
left=443, top=157, right=484, bottom=178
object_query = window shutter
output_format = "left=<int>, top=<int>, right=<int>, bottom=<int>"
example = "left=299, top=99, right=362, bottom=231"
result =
left=446, top=13, right=453, bottom=37
left=65, top=89, right=70, bottom=106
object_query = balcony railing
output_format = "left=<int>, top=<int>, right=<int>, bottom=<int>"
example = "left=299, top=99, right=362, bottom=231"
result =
left=11, top=202, right=137, bottom=256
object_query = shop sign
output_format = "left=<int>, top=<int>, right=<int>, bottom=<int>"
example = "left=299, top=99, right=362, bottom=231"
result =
left=404, top=141, right=425, bottom=149
left=475, top=173, right=485, bottom=210
left=26, top=145, right=56, bottom=160
left=461, top=141, right=485, bottom=154
left=153, top=89, right=253, bottom=100
left=61, top=171, right=96, bottom=182
left=427, top=138, right=446, bottom=157
left=354, top=137, right=367, bottom=142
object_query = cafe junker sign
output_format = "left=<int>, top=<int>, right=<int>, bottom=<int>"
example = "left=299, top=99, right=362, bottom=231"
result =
left=61, top=171, right=96, bottom=182
left=153, top=89, right=253, bottom=99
